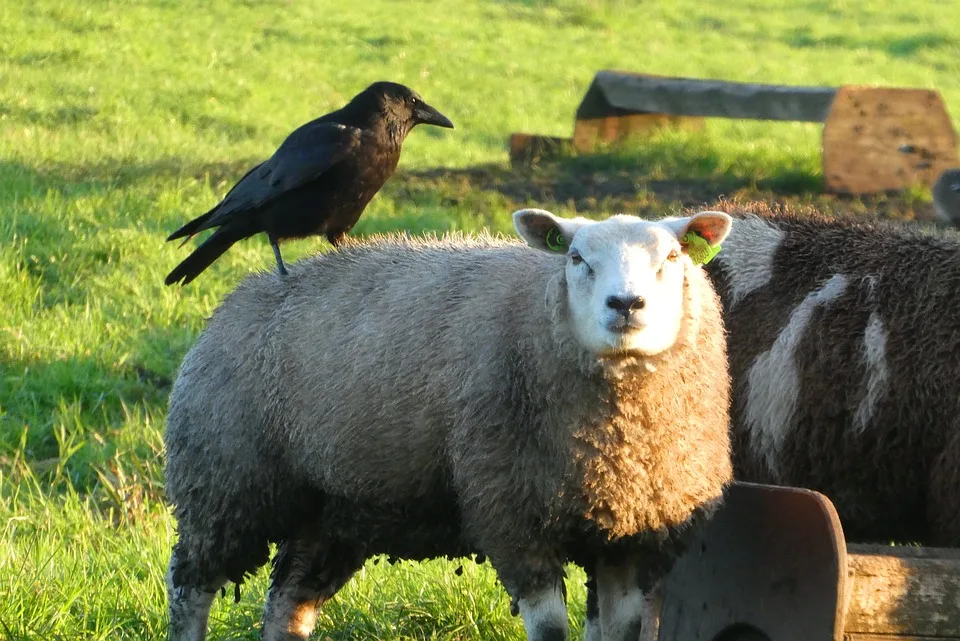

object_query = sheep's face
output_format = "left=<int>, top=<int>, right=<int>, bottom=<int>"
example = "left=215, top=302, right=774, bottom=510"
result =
left=514, top=209, right=732, bottom=357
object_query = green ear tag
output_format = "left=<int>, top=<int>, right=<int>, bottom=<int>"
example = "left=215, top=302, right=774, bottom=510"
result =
left=682, top=231, right=721, bottom=265
left=545, top=227, right=567, bottom=253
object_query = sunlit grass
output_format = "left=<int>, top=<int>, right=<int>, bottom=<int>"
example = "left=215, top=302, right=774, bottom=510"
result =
left=2, top=0, right=958, bottom=637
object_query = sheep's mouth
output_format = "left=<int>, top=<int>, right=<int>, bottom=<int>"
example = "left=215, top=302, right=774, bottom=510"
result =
left=606, top=318, right=645, bottom=334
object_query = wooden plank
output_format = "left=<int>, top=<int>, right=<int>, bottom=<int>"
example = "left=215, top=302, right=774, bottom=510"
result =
left=576, top=70, right=838, bottom=122
left=572, top=113, right=703, bottom=152
left=848, top=544, right=960, bottom=560
left=508, top=133, right=573, bottom=164
left=822, top=86, right=960, bottom=193
left=843, top=634, right=960, bottom=641
left=843, top=544, right=960, bottom=637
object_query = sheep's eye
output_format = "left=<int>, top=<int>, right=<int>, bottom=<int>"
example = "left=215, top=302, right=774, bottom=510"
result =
left=667, top=249, right=680, bottom=262
left=570, top=251, right=584, bottom=266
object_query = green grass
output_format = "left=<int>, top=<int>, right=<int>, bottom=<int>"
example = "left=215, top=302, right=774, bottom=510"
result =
left=2, top=0, right=958, bottom=638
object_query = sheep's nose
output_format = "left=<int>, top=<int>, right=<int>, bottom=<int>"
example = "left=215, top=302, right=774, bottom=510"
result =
left=606, top=295, right=645, bottom=314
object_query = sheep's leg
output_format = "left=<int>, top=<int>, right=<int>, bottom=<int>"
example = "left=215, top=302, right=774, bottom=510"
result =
left=516, top=581, right=569, bottom=641
left=590, top=555, right=668, bottom=641
left=261, top=538, right=364, bottom=641
left=594, top=556, right=645, bottom=641
left=485, top=549, right=568, bottom=641
left=637, top=586, right=663, bottom=641
left=166, top=551, right=224, bottom=641
left=583, top=572, right=602, bottom=641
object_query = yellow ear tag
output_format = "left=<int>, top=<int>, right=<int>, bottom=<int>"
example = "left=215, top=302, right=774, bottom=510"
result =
left=545, top=227, right=567, bottom=253
left=682, top=231, right=721, bottom=265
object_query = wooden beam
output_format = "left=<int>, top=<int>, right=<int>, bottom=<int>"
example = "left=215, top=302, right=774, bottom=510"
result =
left=844, top=543, right=960, bottom=638
left=508, top=133, right=573, bottom=164
left=846, top=636, right=960, bottom=640
left=576, top=70, right=838, bottom=122
left=822, top=86, right=960, bottom=193
left=572, top=113, right=703, bottom=153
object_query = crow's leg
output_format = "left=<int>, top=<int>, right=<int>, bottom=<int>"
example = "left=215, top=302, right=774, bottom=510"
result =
left=271, top=240, right=288, bottom=276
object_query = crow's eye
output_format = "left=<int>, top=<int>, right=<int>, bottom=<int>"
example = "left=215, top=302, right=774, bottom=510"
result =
left=570, top=251, right=583, bottom=265
left=667, top=249, right=680, bottom=261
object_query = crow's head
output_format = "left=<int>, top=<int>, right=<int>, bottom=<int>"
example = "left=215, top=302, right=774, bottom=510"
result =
left=356, top=81, right=454, bottom=135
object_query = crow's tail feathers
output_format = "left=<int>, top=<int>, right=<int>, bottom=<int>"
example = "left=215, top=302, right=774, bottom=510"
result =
left=166, top=209, right=218, bottom=245
left=164, top=230, right=240, bottom=286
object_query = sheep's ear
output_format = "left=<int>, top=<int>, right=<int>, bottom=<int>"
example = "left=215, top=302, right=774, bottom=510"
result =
left=660, top=211, right=733, bottom=265
left=513, top=209, right=586, bottom=254
left=662, top=211, right=733, bottom=245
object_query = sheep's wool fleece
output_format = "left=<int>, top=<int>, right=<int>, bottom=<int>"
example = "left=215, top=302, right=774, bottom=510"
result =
left=164, top=231, right=732, bottom=588
left=702, top=200, right=960, bottom=546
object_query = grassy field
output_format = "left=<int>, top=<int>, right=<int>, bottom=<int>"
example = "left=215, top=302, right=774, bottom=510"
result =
left=1, top=0, right=958, bottom=638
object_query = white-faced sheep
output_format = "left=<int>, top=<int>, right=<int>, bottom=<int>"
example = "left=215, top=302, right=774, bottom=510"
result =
left=163, top=209, right=734, bottom=641
left=587, top=202, right=960, bottom=636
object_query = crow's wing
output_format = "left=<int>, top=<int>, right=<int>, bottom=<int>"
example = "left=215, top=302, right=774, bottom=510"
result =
left=199, top=122, right=363, bottom=230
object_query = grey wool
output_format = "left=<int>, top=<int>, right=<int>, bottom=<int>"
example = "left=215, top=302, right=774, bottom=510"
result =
left=164, top=209, right=734, bottom=641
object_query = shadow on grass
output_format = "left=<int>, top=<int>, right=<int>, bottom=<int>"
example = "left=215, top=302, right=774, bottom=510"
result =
left=396, top=161, right=817, bottom=214
left=0, top=324, right=188, bottom=498
left=0, top=102, right=100, bottom=127
left=389, top=153, right=935, bottom=224
left=0, top=142, right=940, bottom=244
left=785, top=26, right=957, bottom=59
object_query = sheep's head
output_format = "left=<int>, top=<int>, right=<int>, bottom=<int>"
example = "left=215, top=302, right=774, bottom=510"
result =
left=514, top=209, right=732, bottom=357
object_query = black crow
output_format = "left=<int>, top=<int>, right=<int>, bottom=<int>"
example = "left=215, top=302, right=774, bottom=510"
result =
left=164, top=81, right=454, bottom=286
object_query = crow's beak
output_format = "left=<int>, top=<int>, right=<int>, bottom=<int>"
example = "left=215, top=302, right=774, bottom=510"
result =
left=416, top=102, right=454, bottom=129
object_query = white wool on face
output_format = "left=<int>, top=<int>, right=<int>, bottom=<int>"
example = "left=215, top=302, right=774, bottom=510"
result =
left=561, top=215, right=690, bottom=358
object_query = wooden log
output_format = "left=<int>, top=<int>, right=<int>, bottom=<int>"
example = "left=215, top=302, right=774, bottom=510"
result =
left=822, top=86, right=960, bottom=193
left=508, top=133, right=573, bottom=164
left=577, top=71, right=838, bottom=122
left=570, top=70, right=832, bottom=150
left=846, top=636, right=960, bottom=640
left=572, top=113, right=703, bottom=153
left=843, top=543, right=960, bottom=638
